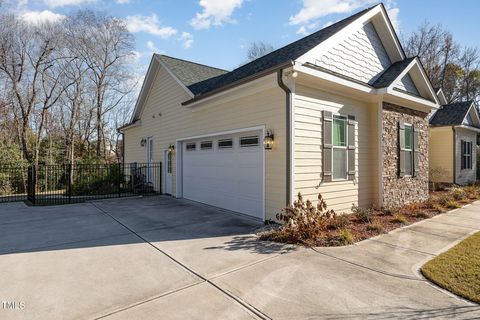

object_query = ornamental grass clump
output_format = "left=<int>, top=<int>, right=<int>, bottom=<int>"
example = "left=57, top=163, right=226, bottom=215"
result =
left=450, top=187, right=467, bottom=201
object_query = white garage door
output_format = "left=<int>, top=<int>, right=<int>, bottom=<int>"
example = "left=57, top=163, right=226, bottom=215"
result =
left=182, top=130, right=263, bottom=219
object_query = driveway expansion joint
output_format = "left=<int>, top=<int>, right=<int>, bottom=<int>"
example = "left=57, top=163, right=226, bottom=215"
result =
left=90, top=202, right=272, bottom=320
left=310, top=247, right=426, bottom=282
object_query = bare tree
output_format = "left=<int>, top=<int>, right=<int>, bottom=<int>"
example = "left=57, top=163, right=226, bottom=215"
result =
left=246, top=41, right=274, bottom=62
left=403, top=22, right=479, bottom=104
left=69, top=11, right=135, bottom=161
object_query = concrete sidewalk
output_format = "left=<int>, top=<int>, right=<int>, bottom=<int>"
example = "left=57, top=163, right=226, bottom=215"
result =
left=0, top=197, right=479, bottom=319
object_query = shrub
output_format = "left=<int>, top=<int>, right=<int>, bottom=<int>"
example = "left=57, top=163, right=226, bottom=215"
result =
left=415, top=211, right=430, bottom=219
left=366, top=221, right=384, bottom=233
left=464, top=185, right=480, bottom=199
left=328, top=214, right=350, bottom=230
left=382, top=206, right=397, bottom=216
left=438, top=195, right=454, bottom=208
left=450, top=187, right=467, bottom=201
left=445, top=200, right=461, bottom=209
left=262, top=193, right=335, bottom=245
left=351, top=204, right=372, bottom=223
left=337, top=229, right=354, bottom=245
left=393, top=213, right=407, bottom=224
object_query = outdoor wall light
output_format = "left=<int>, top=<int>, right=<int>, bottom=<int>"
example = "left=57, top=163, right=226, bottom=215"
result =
left=263, top=130, right=274, bottom=150
left=140, top=138, right=146, bottom=147
left=168, top=144, right=175, bottom=154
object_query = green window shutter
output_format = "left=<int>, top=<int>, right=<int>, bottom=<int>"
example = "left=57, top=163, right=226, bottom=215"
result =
left=347, top=115, right=356, bottom=181
left=399, top=121, right=405, bottom=177
left=323, top=111, right=333, bottom=182
left=413, top=125, right=420, bottom=177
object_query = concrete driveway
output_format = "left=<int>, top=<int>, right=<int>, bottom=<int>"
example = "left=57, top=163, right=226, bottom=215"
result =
left=0, top=196, right=479, bottom=319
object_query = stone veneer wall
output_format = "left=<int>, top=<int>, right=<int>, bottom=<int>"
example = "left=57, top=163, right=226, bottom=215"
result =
left=382, top=102, right=429, bottom=208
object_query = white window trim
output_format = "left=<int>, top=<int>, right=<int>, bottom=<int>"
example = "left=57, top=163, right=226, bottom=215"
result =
left=403, top=123, right=414, bottom=177
left=462, top=140, right=473, bottom=170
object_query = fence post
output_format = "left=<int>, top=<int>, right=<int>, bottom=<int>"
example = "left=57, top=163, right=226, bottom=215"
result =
left=67, top=163, right=72, bottom=204
left=27, top=165, right=37, bottom=205
left=118, top=163, right=122, bottom=198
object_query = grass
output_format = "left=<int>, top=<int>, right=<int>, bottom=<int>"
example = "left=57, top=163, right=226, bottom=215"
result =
left=421, top=232, right=480, bottom=304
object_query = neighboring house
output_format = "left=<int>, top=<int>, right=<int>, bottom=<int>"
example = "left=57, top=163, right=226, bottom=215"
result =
left=119, top=3, right=439, bottom=221
left=429, top=100, right=480, bottom=185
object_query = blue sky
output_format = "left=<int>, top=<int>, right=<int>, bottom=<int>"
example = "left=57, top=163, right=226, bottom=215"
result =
left=6, top=0, right=480, bottom=72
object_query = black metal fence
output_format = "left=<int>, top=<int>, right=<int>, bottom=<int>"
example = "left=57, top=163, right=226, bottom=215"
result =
left=2, top=163, right=162, bottom=205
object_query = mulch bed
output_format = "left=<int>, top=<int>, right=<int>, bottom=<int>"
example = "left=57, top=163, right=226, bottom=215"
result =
left=260, top=186, right=480, bottom=247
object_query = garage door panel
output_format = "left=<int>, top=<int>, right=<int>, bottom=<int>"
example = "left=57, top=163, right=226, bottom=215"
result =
left=182, top=130, right=263, bottom=219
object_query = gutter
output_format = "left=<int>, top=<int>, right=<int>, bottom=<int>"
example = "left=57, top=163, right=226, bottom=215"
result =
left=452, top=126, right=456, bottom=184
left=277, top=68, right=293, bottom=205
left=182, top=61, right=293, bottom=107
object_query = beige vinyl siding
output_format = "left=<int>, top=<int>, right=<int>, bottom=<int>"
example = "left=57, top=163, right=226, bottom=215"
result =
left=293, top=84, right=379, bottom=213
left=455, top=127, right=477, bottom=185
left=428, top=127, right=454, bottom=183
left=123, top=65, right=286, bottom=220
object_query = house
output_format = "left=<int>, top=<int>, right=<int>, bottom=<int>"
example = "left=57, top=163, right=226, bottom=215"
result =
left=119, top=3, right=439, bottom=221
left=429, top=100, right=480, bottom=185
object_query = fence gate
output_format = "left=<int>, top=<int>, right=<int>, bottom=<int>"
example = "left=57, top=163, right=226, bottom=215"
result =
left=21, top=163, right=161, bottom=205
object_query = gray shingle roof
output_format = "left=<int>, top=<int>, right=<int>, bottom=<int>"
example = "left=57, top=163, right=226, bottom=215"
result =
left=187, top=7, right=374, bottom=97
left=157, top=55, right=228, bottom=87
left=155, top=6, right=374, bottom=98
left=371, top=57, right=415, bottom=88
left=429, top=101, right=474, bottom=126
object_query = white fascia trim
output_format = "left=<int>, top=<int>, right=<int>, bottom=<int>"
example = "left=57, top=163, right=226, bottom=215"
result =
left=118, top=120, right=141, bottom=133
left=387, top=58, right=439, bottom=105
left=436, top=88, right=448, bottom=105
left=461, top=103, right=480, bottom=126
left=385, top=59, right=417, bottom=92
left=385, top=90, right=438, bottom=111
left=155, top=56, right=195, bottom=99
left=455, top=124, right=480, bottom=133
left=294, top=64, right=376, bottom=94
left=129, top=56, right=157, bottom=123
left=377, top=5, right=405, bottom=61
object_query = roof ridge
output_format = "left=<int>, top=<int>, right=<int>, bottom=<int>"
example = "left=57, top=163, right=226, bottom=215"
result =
left=227, top=5, right=376, bottom=74
left=157, top=54, right=229, bottom=73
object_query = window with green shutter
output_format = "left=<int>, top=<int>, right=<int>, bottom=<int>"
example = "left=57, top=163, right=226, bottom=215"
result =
left=332, top=115, right=347, bottom=180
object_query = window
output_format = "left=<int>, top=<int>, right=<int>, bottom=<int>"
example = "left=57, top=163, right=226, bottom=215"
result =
left=461, top=140, right=473, bottom=170
left=186, top=143, right=196, bottom=151
left=240, top=136, right=259, bottom=147
left=332, top=115, right=347, bottom=180
left=404, top=124, right=413, bottom=176
left=218, top=139, right=233, bottom=149
left=200, top=141, right=212, bottom=150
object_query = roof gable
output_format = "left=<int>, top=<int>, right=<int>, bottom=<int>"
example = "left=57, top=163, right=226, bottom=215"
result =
left=395, top=73, right=420, bottom=96
left=309, top=21, right=392, bottom=84
left=157, top=55, right=227, bottom=87
left=430, top=101, right=475, bottom=126
left=185, top=6, right=374, bottom=97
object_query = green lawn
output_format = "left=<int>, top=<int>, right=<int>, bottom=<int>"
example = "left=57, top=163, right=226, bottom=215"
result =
left=421, top=232, right=480, bottom=304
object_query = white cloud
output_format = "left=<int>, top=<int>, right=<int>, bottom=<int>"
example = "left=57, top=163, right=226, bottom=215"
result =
left=289, top=0, right=376, bottom=26
left=126, top=14, right=177, bottom=39
left=146, top=40, right=165, bottom=54
left=44, top=0, right=96, bottom=8
left=20, top=10, right=65, bottom=25
left=116, top=0, right=130, bottom=3
left=296, top=26, right=309, bottom=36
left=180, top=32, right=194, bottom=49
left=190, top=0, right=244, bottom=30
